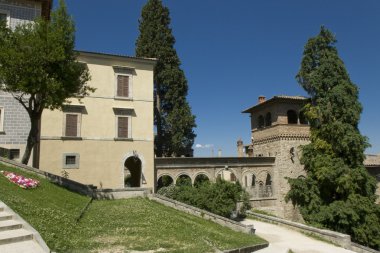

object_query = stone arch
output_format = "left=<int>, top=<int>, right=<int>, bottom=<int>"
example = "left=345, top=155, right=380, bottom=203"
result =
left=176, top=173, right=192, bottom=186
left=124, top=156, right=142, bottom=187
left=215, top=167, right=238, bottom=182
left=157, top=174, right=174, bottom=190
left=265, top=112, right=272, bottom=127
left=194, top=173, right=210, bottom=186
left=258, top=115, right=264, bottom=128
left=287, top=110, right=298, bottom=124
left=121, top=152, right=146, bottom=188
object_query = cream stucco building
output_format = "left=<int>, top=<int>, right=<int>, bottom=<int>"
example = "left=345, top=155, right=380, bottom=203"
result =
left=39, top=51, right=156, bottom=189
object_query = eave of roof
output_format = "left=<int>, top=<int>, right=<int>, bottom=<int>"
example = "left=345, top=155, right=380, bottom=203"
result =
left=242, top=95, right=309, bottom=113
left=77, top=50, right=157, bottom=65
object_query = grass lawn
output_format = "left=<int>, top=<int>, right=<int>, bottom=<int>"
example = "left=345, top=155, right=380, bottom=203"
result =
left=0, top=164, right=266, bottom=252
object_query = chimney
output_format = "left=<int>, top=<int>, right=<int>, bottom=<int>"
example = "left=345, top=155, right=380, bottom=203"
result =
left=258, top=95, right=266, bottom=104
left=218, top=149, right=222, bottom=157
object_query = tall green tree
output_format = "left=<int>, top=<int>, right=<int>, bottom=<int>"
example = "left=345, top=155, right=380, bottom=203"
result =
left=286, top=27, right=380, bottom=249
left=135, top=0, right=196, bottom=157
left=0, top=0, right=93, bottom=165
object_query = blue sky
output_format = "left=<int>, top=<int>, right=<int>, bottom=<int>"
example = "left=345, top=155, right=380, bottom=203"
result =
left=62, top=0, right=380, bottom=157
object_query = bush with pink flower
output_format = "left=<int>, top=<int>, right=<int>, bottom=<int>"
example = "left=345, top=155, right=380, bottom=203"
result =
left=1, top=170, right=39, bottom=189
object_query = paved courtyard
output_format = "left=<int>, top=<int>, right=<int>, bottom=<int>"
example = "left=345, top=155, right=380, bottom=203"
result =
left=241, top=219, right=356, bottom=253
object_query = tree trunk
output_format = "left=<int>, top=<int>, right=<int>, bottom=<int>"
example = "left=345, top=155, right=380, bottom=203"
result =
left=21, top=114, right=41, bottom=165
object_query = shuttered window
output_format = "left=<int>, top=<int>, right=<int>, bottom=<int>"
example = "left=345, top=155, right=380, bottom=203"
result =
left=117, top=75, right=129, bottom=97
left=65, top=114, right=78, bottom=137
left=118, top=117, right=129, bottom=138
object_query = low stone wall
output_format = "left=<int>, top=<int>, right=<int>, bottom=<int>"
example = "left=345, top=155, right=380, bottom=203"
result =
left=93, top=188, right=152, bottom=200
left=222, top=243, right=269, bottom=253
left=351, top=243, right=380, bottom=253
left=247, top=211, right=380, bottom=253
left=151, top=194, right=255, bottom=235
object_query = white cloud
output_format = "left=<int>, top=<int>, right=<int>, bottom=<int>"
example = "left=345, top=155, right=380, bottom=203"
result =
left=195, top=144, right=214, bottom=149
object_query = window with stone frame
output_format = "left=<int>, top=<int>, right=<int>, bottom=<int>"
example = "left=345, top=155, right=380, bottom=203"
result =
left=0, top=107, right=4, bottom=132
left=116, top=75, right=130, bottom=98
left=65, top=113, right=80, bottom=137
left=0, top=10, right=10, bottom=27
left=62, top=153, right=80, bottom=169
left=117, top=116, right=130, bottom=138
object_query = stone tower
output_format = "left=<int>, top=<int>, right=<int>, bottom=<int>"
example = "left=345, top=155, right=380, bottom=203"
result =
left=242, top=95, right=310, bottom=219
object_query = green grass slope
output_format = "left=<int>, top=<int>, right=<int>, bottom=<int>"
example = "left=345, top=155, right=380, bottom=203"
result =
left=0, top=164, right=266, bottom=252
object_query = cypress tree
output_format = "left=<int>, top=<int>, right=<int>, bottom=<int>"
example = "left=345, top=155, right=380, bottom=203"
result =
left=286, top=27, right=380, bottom=250
left=135, top=0, right=196, bottom=157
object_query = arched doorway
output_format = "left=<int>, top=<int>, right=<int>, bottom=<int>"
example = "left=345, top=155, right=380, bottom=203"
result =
left=124, top=156, right=142, bottom=187
left=157, top=175, right=174, bottom=190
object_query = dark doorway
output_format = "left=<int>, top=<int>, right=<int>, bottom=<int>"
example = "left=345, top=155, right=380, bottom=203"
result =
left=124, top=156, right=142, bottom=187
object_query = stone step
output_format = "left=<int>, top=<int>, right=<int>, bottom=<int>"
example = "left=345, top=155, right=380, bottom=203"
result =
left=0, top=212, right=12, bottom=221
left=0, top=220, right=23, bottom=232
left=0, top=240, right=45, bottom=253
left=0, top=228, right=33, bottom=245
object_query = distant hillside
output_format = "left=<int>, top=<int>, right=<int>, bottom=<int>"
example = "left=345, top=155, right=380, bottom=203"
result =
left=0, top=164, right=266, bottom=252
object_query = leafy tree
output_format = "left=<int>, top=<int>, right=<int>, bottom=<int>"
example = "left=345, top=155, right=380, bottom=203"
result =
left=135, top=0, right=196, bottom=157
left=286, top=27, right=380, bottom=249
left=0, top=0, right=92, bottom=165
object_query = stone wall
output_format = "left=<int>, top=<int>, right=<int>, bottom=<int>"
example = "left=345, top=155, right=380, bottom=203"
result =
left=0, top=92, right=31, bottom=164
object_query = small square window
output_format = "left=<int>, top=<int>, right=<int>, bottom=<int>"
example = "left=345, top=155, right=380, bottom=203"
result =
left=62, top=153, right=80, bottom=169
left=65, top=155, right=76, bottom=165
left=10, top=149, right=20, bottom=160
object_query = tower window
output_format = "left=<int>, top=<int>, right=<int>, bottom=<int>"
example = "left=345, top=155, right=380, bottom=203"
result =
left=258, top=115, right=264, bottom=128
left=265, top=112, right=272, bottom=126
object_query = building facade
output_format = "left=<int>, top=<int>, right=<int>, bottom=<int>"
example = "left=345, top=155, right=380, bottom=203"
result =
left=39, top=51, right=156, bottom=189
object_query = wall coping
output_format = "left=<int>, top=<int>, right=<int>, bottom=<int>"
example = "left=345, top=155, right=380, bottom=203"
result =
left=155, top=157, right=275, bottom=168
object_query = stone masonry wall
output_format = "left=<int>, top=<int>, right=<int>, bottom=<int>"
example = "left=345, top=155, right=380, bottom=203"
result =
left=0, top=94, right=30, bottom=145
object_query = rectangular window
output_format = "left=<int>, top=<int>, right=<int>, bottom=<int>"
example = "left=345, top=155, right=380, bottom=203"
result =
left=0, top=107, right=4, bottom=132
left=116, top=75, right=130, bottom=97
left=62, top=153, right=80, bottom=169
left=0, top=10, right=10, bottom=27
left=117, top=116, right=129, bottom=138
left=65, top=114, right=78, bottom=137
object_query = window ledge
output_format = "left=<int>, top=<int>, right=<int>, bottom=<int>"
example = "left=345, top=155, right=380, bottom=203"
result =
left=62, top=166, right=79, bottom=169
left=114, top=96, right=133, bottom=101
left=114, top=137, right=133, bottom=142
left=61, top=136, right=83, bottom=141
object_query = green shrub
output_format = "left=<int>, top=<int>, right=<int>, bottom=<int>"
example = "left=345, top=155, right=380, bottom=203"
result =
left=158, top=179, right=251, bottom=218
